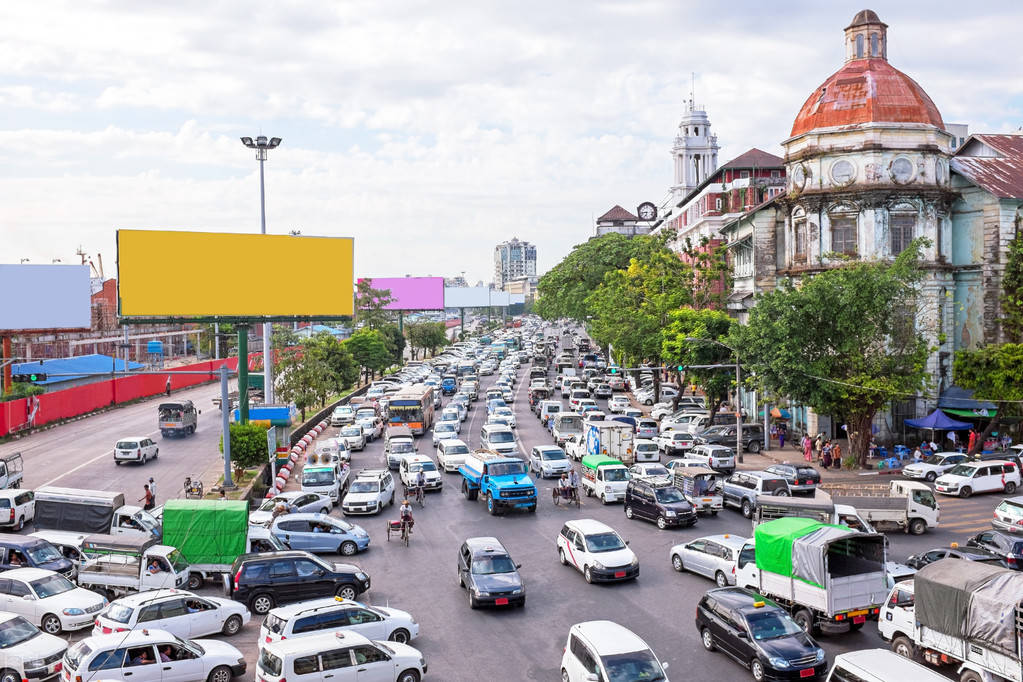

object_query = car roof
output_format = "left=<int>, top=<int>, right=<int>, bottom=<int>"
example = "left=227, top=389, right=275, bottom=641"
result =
left=0, top=567, right=52, bottom=580
left=567, top=518, right=615, bottom=535
left=834, top=649, right=947, bottom=679
left=464, top=536, right=510, bottom=556
left=698, top=534, right=749, bottom=550
left=267, top=596, right=363, bottom=620
left=82, top=628, right=182, bottom=647
left=571, top=621, right=651, bottom=655
left=262, top=629, right=373, bottom=656
left=108, top=588, right=191, bottom=607
left=707, top=586, right=780, bottom=614
left=116, top=436, right=150, bottom=441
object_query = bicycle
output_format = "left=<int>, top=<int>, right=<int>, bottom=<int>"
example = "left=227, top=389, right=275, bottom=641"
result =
left=183, top=476, right=204, bottom=499
left=552, top=485, right=579, bottom=508
left=404, top=484, right=426, bottom=508
left=387, top=518, right=413, bottom=547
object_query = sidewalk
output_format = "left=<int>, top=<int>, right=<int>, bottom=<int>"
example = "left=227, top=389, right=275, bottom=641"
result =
left=739, top=441, right=889, bottom=483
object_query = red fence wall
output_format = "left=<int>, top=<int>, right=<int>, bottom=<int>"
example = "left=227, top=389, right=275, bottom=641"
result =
left=0, top=355, right=245, bottom=438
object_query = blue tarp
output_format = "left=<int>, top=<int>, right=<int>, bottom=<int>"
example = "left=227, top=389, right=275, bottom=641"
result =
left=938, top=386, right=997, bottom=412
left=905, top=408, right=973, bottom=431
left=12, top=354, right=144, bottom=385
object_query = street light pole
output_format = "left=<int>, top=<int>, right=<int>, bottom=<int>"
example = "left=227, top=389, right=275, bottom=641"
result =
left=240, top=135, right=282, bottom=406
left=685, top=337, right=744, bottom=464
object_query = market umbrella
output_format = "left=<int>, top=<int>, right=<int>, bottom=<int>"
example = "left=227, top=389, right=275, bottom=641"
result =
left=905, top=409, right=972, bottom=443
left=770, top=407, right=791, bottom=419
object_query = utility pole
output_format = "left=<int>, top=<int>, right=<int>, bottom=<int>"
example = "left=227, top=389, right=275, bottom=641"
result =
left=220, top=366, right=234, bottom=488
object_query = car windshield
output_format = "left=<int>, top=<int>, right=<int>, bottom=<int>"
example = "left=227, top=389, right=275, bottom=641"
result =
left=445, top=445, right=469, bottom=455
left=0, top=616, right=39, bottom=649
left=65, top=642, right=93, bottom=671
left=947, top=464, right=977, bottom=477
left=30, top=574, right=75, bottom=599
left=541, top=449, right=567, bottom=461
left=488, top=431, right=514, bottom=443
left=391, top=442, right=414, bottom=454
left=644, top=466, right=669, bottom=477
left=921, top=455, right=948, bottom=465
left=263, top=613, right=286, bottom=635
left=637, top=445, right=657, bottom=453
left=409, top=461, right=438, bottom=473
left=167, top=549, right=188, bottom=573
left=585, top=532, right=626, bottom=553
left=115, top=441, right=139, bottom=449
left=349, top=481, right=379, bottom=493
left=104, top=603, right=134, bottom=624
left=258, top=649, right=283, bottom=677
left=341, top=427, right=361, bottom=437
left=654, top=487, right=685, bottom=503
left=303, top=470, right=336, bottom=485
left=601, top=650, right=665, bottom=682
left=745, top=610, right=803, bottom=641
left=488, top=462, right=527, bottom=476
left=356, top=409, right=376, bottom=419
left=604, top=468, right=629, bottom=482
left=436, top=423, right=456, bottom=433
left=26, top=543, right=62, bottom=564
left=472, top=555, right=517, bottom=574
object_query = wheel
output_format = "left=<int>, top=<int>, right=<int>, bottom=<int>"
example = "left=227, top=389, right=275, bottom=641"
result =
left=600, top=492, right=608, bottom=505
left=115, top=461, right=121, bottom=466
left=249, top=593, right=274, bottom=615
left=559, top=548, right=568, bottom=565
left=644, top=399, right=653, bottom=405
left=715, top=571, right=728, bottom=588
left=960, top=672, right=984, bottom=682
left=672, top=554, right=684, bottom=572
left=221, top=614, right=243, bottom=636
left=584, top=566, right=593, bottom=583
left=775, top=490, right=789, bottom=497
left=320, top=507, right=330, bottom=515
left=848, top=621, right=865, bottom=632
left=751, top=659, right=765, bottom=682
left=468, top=589, right=479, bottom=609
left=561, top=670, right=571, bottom=682
left=187, top=573, right=204, bottom=590
left=959, top=486, right=973, bottom=499
left=1007, top=482, right=1018, bottom=494
left=389, top=628, right=411, bottom=644
left=141, top=453, right=147, bottom=465
left=0, top=669, right=21, bottom=682
left=486, top=494, right=498, bottom=515
left=657, top=516, right=667, bottom=530
left=748, top=440, right=761, bottom=453
left=12, top=516, right=23, bottom=532
left=701, top=627, right=715, bottom=651
left=741, top=499, right=753, bottom=519
left=792, top=609, right=815, bottom=635
left=340, top=541, right=358, bottom=556
left=207, top=665, right=233, bottom=682
left=908, top=518, right=927, bottom=535
left=390, top=491, right=395, bottom=505
left=161, top=430, right=167, bottom=438
left=154, top=447, right=159, bottom=456
left=891, top=635, right=916, bottom=660
left=336, top=584, right=357, bottom=601
left=40, top=613, right=61, bottom=635
left=925, top=471, right=937, bottom=482
left=396, top=669, right=420, bottom=682
left=625, top=506, right=634, bottom=519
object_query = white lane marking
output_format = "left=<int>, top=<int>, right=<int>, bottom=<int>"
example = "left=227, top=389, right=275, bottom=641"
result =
left=39, top=428, right=160, bottom=487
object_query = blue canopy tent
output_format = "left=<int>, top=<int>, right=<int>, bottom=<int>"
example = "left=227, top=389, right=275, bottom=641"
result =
left=905, top=409, right=973, bottom=444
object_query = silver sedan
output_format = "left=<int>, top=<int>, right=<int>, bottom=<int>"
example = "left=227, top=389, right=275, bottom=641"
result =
left=670, top=534, right=749, bottom=588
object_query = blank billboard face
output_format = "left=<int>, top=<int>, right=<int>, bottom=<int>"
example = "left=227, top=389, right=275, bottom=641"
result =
left=118, top=230, right=353, bottom=318
left=443, top=287, right=497, bottom=308
left=0, top=265, right=91, bottom=332
left=359, top=277, right=444, bottom=310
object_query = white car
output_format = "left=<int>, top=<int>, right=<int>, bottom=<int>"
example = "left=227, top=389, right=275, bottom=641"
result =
left=114, top=436, right=159, bottom=465
left=94, top=589, right=250, bottom=639
left=398, top=455, right=443, bottom=492
left=437, top=440, right=470, bottom=473
left=261, top=597, right=419, bottom=644
left=607, top=395, right=631, bottom=413
left=64, top=629, right=246, bottom=682
left=629, top=463, right=671, bottom=482
left=494, top=407, right=517, bottom=428
left=339, top=425, right=367, bottom=451
left=432, top=421, right=460, bottom=446
left=556, top=519, right=639, bottom=584
left=687, top=444, right=736, bottom=473
left=330, top=405, right=356, bottom=426
left=0, top=488, right=35, bottom=531
left=0, top=611, right=67, bottom=682
left=256, top=630, right=425, bottom=682
left=655, top=429, right=695, bottom=456
left=249, top=491, right=333, bottom=525
left=902, top=452, right=968, bottom=482
left=633, top=439, right=660, bottom=463
left=561, top=621, right=668, bottom=682
left=341, top=470, right=396, bottom=515
left=935, top=460, right=1021, bottom=498
left=0, top=568, right=105, bottom=634
left=439, top=407, right=461, bottom=426
left=355, top=415, right=384, bottom=441
left=669, top=534, right=749, bottom=587
left=529, top=445, right=572, bottom=478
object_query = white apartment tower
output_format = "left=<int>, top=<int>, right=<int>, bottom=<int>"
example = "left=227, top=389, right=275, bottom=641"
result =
left=494, top=237, right=537, bottom=290
left=670, top=99, right=720, bottom=204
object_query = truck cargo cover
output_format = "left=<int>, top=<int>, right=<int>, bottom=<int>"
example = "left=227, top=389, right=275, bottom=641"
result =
left=755, top=517, right=881, bottom=588
left=162, top=499, right=248, bottom=566
left=915, top=559, right=1023, bottom=656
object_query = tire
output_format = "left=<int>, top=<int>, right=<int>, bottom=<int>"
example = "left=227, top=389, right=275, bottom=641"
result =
left=141, top=453, right=147, bottom=465
left=40, top=613, right=61, bottom=635
left=672, top=554, right=684, bottom=572
left=908, top=518, right=927, bottom=536
left=115, top=461, right=121, bottom=466
left=207, top=665, right=232, bottom=682
left=891, top=635, right=916, bottom=660
left=960, top=672, right=983, bottom=682
left=13, top=516, right=23, bottom=532
left=600, top=492, right=608, bottom=505
left=186, top=572, right=204, bottom=590
left=1007, top=482, right=1018, bottom=494
left=748, top=440, right=761, bottom=453
left=486, top=494, right=498, bottom=515
left=0, top=669, right=20, bottom=682
left=561, top=669, right=571, bottom=682
left=389, top=628, right=411, bottom=644
left=775, top=490, right=789, bottom=497
left=657, top=516, right=667, bottom=530
left=925, top=471, right=937, bottom=482
left=715, top=571, right=728, bottom=588
left=793, top=609, right=815, bottom=635
left=960, top=486, right=972, bottom=499
left=250, top=593, right=275, bottom=615
left=751, top=659, right=765, bottom=682
left=559, top=548, right=568, bottom=566
left=584, top=566, right=593, bottom=583
left=390, top=491, right=395, bottom=505
left=468, top=590, right=478, bottom=609
left=625, top=506, right=634, bottom=519
left=741, top=499, right=753, bottom=519
left=701, top=627, right=715, bottom=651
left=320, top=507, right=330, bottom=515
left=396, top=670, right=420, bottom=682
left=221, top=614, right=243, bottom=636
left=340, top=541, right=358, bottom=556
left=336, top=584, right=357, bottom=601
left=848, top=621, right=865, bottom=632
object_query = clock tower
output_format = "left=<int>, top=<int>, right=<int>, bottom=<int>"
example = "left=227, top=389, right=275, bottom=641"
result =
left=671, top=98, right=720, bottom=203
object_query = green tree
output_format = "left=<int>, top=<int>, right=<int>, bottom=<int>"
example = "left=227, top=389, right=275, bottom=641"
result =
left=731, top=243, right=932, bottom=467
left=954, top=343, right=1023, bottom=453
left=199, top=323, right=235, bottom=358
left=407, top=322, right=449, bottom=359
left=345, top=329, right=392, bottom=382
left=1, top=383, right=44, bottom=403
left=219, top=422, right=271, bottom=469
left=661, top=307, right=736, bottom=421
left=354, top=280, right=395, bottom=330
left=1002, top=222, right=1023, bottom=342
left=377, top=323, right=406, bottom=365
left=275, top=347, right=333, bottom=420
left=305, top=332, right=359, bottom=395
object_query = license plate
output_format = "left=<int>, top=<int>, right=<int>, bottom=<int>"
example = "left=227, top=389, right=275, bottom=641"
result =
left=614, top=571, right=626, bottom=578
left=852, top=615, right=866, bottom=624
left=800, top=669, right=815, bottom=678
left=495, top=597, right=509, bottom=605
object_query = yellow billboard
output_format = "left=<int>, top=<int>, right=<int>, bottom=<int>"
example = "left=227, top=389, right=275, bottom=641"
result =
left=117, top=230, right=353, bottom=319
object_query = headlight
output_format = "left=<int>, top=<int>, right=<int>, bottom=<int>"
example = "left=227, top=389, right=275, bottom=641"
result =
left=630, top=557, right=639, bottom=568
left=23, top=657, right=46, bottom=669
left=355, top=572, right=368, bottom=580
left=664, top=510, right=677, bottom=517
left=815, top=648, right=825, bottom=662
left=591, top=561, right=605, bottom=570
left=62, top=608, right=84, bottom=616
left=511, top=588, right=523, bottom=594
left=475, top=588, right=490, bottom=597
left=768, top=656, right=790, bottom=669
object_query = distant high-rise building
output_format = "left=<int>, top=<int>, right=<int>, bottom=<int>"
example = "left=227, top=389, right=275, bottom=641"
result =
left=494, top=238, right=537, bottom=290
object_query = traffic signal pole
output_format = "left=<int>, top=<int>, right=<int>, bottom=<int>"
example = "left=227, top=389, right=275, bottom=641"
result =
left=1, top=337, right=10, bottom=394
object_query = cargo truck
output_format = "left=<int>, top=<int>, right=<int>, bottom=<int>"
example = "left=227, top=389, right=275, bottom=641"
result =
left=458, top=450, right=537, bottom=515
left=580, top=454, right=631, bottom=504
left=33, top=486, right=160, bottom=540
left=736, top=517, right=889, bottom=635
left=582, top=421, right=635, bottom=465
left=879, top=559, right=1023, bottom=682
left=161, top=499, right=284, bottom=589
left=76, top=534, right=188, bottom=599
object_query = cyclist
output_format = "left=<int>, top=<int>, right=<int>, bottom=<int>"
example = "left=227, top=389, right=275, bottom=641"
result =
left=567, top=467, right=580, bottom=499
left=399, top=499, right=414, bottom=533
left=414, top=469, right=426, bottom=501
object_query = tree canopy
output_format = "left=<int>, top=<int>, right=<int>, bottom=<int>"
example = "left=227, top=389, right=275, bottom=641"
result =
left=1002, top=225, right=1023, bottom=343
left=954, top=343, right=1023, bottom=452
left=661, top=307, right=736, bottom=420
left=346, top=328, right=392, bottom=382
left=354, top=280, right=395, bottom=330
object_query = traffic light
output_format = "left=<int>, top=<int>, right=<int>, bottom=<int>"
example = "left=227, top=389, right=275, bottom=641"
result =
left=13, top=373, right=46, bottom=382
left=608, top=366, right=618, bottom=375
left=677, top=365, right=685, bottom=372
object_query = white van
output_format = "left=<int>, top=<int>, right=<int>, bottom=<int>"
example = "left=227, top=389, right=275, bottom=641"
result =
left=934, top=459, right=1021, bottom=498
left=256, top=629, right=426, bottom=682
left=560, top=620, right=667, bottom=682
left=0, top=489, right=34, bottom=531
left=552, top=412, right=584, bottom=447
left=827, top=649, right=947, bottom=682
left=480, top=424, right=518, bottom=456
left=540, top=401, right=562, bottom=427
left=437, top=440, right=470, bottom=473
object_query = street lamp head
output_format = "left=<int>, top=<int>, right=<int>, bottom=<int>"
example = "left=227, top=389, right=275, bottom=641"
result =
left=255, top=135, right=268, bottom=146
left=268, top=137, right=282, bottom=149
left=240, top=136, right=255, bottom=148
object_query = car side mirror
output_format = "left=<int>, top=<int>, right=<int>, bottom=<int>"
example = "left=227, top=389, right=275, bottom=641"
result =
left=585, top=675, right=599, bottom=682
left=624, top=539, right=630, bottom=545
left=736, top=630, right=749, bottom=640
left=22, top=594, right=34, bottom=601
left=515, top=563, right=522, bottom=569
left=661, top=662, right=670, bottom=671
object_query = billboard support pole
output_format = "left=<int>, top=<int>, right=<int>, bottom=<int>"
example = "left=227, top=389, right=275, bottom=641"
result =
left=460, top=308, right=465, bottom=338
left=398, top=311, right=404, bottom=335
left=1, top=336, right=10, bottom=394
left=221, top=365, right=234, bottom=489
left=237, top=325, right=249, bottom=424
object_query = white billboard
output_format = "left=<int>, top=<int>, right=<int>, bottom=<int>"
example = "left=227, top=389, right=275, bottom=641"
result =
left=490, top=291, right=511, bottom=306
left=509, top=293, right=526, bottom=305
left=444, top=287, right=493, bottom=308
left=0, top=264, right=91, bottom=332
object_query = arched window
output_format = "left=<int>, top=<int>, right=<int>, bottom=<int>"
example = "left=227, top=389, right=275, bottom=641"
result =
left=870, top=33, right=879, bottom=57
left=855, top=34, right=864, bottom=58
left=889, top=208, right=915, bottom=255
left=829, top=208, right=858, bottom=255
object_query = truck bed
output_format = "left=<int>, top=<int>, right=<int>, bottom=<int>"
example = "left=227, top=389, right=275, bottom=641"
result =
left=80, top=556, right=140, bottom=577
left=760, top=569, right=888, bottom=616
left=831, top=495, right=906, bottom=511
left=918, top=625, right=1023, bottom=682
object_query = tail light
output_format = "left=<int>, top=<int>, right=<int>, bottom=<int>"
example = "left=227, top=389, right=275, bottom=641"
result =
left=7, top=509, right=12, bottom=522
left=233, top=569, right=242, bottom=592
left=1008, top=556, right=1019, bottom=567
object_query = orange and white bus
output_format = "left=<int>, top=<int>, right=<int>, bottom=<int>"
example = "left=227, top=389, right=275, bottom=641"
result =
left=387, top=385, right=435, bottom=435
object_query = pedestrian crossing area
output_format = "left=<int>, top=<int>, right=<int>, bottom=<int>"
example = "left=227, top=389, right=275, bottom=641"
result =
left=932, top=495, right=1003, bottom=534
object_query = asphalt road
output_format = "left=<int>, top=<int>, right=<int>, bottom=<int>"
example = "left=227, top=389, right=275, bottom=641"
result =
left=1, top=351, right=1005, bottom=680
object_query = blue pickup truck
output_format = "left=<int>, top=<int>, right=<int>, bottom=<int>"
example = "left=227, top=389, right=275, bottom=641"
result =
left=441, top=374, right=458, bottom=395
left=459, top=450, right=538, bottom=515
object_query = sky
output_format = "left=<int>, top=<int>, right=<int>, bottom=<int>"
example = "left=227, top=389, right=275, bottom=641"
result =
left=3, top=1, right=1022, bottom=285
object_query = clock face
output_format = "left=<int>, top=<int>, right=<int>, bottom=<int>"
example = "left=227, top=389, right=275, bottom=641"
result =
left=637, top=203, right=657, bottom=221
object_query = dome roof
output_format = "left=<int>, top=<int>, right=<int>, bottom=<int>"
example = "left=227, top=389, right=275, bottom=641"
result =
left=846, top=9, right=886, bottom=29
left=790, top=58, right=944, bottom=138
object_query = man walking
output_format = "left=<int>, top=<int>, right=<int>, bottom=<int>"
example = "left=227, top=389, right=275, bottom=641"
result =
left=148, top=477, right=156, bottom=504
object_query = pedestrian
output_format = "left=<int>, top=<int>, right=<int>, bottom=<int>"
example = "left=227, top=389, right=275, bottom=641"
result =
left=165, top=376, right=171, bottom=397
left=218, top=489, right=227, bottom=501
left=821, top=446, right=832, bottom=469
left=968, top=429, right=978, bottom=453
left=802, top=435, right=812, bottom=463
left=139, top=484, right=155, bottom=511
left=814, top=434, right=824, bottom=463
left=779, top=423, right=787, bottom=449
left=770, top=424, right=778, bottom=442
left=147, top=477, right=156, bottom=504
left=832, top=442, right=842, bottom=469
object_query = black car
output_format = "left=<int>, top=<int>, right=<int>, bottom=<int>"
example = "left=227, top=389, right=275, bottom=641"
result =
left=764, top=464, right=821, bottom=495
left=228, top=550, right=370, bottom=615
left=696, top=424, right=765, bottom=453
left=905, top=545, right=1006, bottom=569
left=457, top=537, right=525, bottom=608
left=965, top=530, right=1023, bottom=569
left=624, top=479, right=698, bottom=529
left=696, top=587, right=827, bottom=681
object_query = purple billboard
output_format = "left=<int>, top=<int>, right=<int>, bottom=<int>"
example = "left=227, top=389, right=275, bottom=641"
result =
left=359, top=277, right=445, bottom=310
